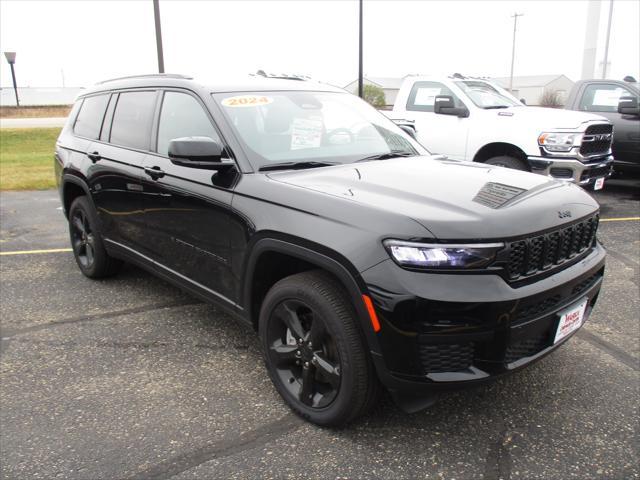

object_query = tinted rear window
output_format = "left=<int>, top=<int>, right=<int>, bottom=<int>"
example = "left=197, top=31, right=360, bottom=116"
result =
left=74, top=94, right=110, bottom=139
left=110, top=91, right=156, bottom=150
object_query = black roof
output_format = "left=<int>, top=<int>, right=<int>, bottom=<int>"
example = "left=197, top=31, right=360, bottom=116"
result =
left=80, top=74, right=345, bottom=98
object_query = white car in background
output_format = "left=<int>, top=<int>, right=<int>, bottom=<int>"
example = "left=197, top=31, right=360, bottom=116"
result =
left=388, top=75, right=614, bottom=189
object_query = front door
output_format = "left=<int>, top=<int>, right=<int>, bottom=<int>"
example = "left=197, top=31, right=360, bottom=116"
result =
left=141, top=90, right=237, bottom=304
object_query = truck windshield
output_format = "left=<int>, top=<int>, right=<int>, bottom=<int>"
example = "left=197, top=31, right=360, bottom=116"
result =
left=456, top=81, right=522, bottom=109
left=213, top=90, right=427, bottom=171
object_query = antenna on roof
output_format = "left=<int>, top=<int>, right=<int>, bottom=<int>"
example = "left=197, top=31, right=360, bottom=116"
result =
left=623, top=75, right=637, bottom=83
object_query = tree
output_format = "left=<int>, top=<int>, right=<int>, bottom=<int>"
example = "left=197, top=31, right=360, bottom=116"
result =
left=539, top=89, right=563, bottom=108
left=363, top=84, right=386, bottom=108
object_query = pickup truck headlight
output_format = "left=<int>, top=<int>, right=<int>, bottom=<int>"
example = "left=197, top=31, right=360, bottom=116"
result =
left=383, top=240, right=504, bottom=269
left=538, top=132, right=582, bottom=152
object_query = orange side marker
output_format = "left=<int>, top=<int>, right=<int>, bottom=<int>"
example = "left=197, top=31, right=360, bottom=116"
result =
left=362, top=294, right=381, bottom=333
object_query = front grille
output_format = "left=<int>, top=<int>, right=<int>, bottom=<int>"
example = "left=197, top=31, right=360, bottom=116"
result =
left=505, top=335, right=548, bottom=363
left=418, top=343, right=474, bottom=373
left=579, top=124, right=613, bottom=157
left=506, top=215, right=599, bottom=280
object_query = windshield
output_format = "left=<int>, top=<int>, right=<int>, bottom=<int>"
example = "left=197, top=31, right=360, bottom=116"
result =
left=214, top=90, right=427, bottom=170
left=455, top=80, right=522, bottom=109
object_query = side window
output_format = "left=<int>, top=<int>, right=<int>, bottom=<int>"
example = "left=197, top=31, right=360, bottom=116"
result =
left=156, top=92, right=219, bottom=156
left=579, top=84, right=635, bottom=112
left=406, top=82, right=459, bottom=112
left=73, top=94, right=110, bottom=139
left=110, top=91, right=157, bottom=150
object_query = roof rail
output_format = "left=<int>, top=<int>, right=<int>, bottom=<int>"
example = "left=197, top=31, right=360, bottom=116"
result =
left=96, top=73, right=193, bottom=85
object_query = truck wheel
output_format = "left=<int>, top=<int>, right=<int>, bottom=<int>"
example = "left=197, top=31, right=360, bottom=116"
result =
left=68, top=196, right=122, bottom=278
left=485, top=155, right=528, bottom=171
left=259, top=270, right=381, bottom=426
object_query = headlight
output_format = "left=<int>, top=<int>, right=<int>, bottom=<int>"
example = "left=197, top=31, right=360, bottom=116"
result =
left=538, top=132, right=582, bottom=152
left=383, top=240, right=504, bottom=269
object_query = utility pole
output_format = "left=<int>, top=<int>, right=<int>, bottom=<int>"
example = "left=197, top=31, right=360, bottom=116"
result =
left=153, top=0, right=165, bottom=73
left=4, top=52, right=19, bottom=107
left=509, top=13, right=524, bottom=94
left=358, top=0, right=363, bottom=98
left=602, top=0, right=614, bottom=79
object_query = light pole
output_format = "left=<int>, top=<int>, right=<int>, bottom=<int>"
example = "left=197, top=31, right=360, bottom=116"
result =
left=358, top=0, right=363, bottom=99
left=602, top=0, right=614, bottom=79
left=4, top=52, right=19, bottom=107
left=508, top=13, right=524, bottom=94
left=153, top=0, right=165, bottom=73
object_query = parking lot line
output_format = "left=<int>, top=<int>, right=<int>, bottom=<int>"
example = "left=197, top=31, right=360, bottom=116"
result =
left=0, top=248, right=72, bottom=256
left=600, top=216, right=640, bottom=222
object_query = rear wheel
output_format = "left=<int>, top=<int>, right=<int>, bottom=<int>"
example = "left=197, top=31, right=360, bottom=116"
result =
left=68, top=196, right=122, bottom=278
left=485, top=155, right=528, bottom=171
left=259, top=270, right=380, bottom=426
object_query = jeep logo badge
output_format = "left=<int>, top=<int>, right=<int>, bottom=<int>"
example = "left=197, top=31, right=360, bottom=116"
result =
left=558, top=210, right=572, bottom=219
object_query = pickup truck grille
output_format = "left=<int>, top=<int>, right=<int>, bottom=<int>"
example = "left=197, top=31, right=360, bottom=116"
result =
left=579, top=124, right=613, bottom=157
left=506, top=215, right=599, bottom=280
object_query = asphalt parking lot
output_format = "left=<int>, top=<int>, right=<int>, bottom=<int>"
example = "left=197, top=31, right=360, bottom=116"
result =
left=1, top=180, right=638, bottom=480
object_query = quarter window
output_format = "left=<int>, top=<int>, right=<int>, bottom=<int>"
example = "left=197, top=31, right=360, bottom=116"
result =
left=110, top=91, right=157, bottom=150
left=156, top=92, right=219, bottom=156
left=73, top=94, right=110, bottom=139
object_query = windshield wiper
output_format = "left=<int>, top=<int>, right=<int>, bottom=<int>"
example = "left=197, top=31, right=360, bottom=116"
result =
left=355, top=151, right=416, bottom=163
left=259, top=161, right=338, bottom=172
left=483, top=105, right=510, bottom=109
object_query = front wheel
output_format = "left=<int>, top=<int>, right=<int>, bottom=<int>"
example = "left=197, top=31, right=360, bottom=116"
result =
left=485, top=155, right=528, bottom=171
left=259, top=270, right=380, bottom=426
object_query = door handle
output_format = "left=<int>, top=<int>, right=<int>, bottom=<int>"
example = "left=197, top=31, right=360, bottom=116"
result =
left=144, top=166, right=165, bottom=180
left=87, top=151, right=101, bottom=163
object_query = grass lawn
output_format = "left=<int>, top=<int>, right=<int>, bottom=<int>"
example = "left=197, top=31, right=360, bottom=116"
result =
left=0, top=128, right=61, bottom=190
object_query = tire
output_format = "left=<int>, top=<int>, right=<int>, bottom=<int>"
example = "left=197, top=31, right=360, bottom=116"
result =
left=259, top=270, right=381, bottom=426
left=485, top=155, right=528, bottom=171
left=68, top=196, right=122, bottom=278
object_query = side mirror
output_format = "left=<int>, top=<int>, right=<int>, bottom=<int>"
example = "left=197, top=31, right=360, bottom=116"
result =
left=398, top=124, right=417, bottom=140
left=618, top=96, right=640, bottom=116
left=520, top=98, right=527, bottom=105
left=434, top=95, right=470, bottom=118
left=168, top=136, right=234, bottom=170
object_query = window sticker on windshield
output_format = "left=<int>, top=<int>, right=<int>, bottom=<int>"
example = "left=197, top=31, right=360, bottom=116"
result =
left=472, top=182, right=527, bottom=209
left=221, top=95, right=273, bottom=107
left=291, top=117, right=323, bottom=150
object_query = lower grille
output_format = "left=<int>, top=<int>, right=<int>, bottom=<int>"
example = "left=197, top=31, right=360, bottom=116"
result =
left=419, top=343, right=474, bottom=373
left=550, top=168, right=573, bottom=178
left=505, top=335, right=547, bottom=363
left=581, top=164, right=611, bottom=181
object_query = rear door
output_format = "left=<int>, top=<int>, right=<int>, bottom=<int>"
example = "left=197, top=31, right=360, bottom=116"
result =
left=402, top=81, right=470, bottom=160
left=141, top=89, right=237, bottom=303
left=86, top=89, right=158, bottom=251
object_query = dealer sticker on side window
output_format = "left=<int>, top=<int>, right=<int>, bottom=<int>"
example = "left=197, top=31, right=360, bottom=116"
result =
left=221, top=95, right=273, bottom=107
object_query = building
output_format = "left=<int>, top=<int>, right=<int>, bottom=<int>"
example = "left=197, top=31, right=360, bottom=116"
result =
left=491, top=75, right=575, bottom=106
left=343, top=76, right=406, bottom=107
left=0, top=87, right=85, bottom=106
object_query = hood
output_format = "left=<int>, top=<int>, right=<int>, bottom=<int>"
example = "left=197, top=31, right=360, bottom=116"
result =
left=493, top=106, right=608, bottom=130
left=267, top=156, right=600, bottom=240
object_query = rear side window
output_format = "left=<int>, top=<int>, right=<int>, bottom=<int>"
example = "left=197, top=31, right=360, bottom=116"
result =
left=110, top=91, right=157, bottom=150
left=156, top=92, right=219, bottom=156
left=73, top=94, right=110, bottom=139
left=406, top=81, right=459, bottom=112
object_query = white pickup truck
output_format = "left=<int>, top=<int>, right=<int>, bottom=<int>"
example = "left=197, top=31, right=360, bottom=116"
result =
left=389, top=75, right=615, bottom=189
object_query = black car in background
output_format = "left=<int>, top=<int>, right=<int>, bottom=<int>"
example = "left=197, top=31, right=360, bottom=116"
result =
left=55, top=74, right=606, bottom=425
left=565, top=79, right=640, bottom=175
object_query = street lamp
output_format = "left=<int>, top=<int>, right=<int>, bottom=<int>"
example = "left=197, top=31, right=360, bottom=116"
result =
left=4, top=51, right=20, bottom=107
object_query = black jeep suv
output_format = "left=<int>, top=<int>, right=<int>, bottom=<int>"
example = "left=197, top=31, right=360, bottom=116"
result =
left=55, top=74, right=606, bottom=426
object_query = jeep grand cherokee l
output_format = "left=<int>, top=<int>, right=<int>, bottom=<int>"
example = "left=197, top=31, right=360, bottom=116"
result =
left=55, top=74, right=606, bottom=426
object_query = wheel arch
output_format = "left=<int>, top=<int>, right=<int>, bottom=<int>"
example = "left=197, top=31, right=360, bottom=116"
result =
left=241, top=234, right=382, bottom=355
left=473, top=142, right=530, bottom=170
left=61, top=174, right=95, bottom=219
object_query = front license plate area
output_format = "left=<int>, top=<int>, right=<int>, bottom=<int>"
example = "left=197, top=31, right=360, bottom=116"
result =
left=594, top=177, right=605, bottom=190
left=554, top=298, right=588, bottom=344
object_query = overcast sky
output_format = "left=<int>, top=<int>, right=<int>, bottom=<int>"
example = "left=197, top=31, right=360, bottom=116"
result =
left=0, top=0, right=638, bottom=89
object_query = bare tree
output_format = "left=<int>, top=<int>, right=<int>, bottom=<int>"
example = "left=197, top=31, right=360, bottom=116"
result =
left=539, top=89, right=563, bottom=108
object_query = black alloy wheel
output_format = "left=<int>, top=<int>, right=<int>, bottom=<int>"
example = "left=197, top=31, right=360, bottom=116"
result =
left=265, top=298, right=342, bottom=409
left=71, top=208, right=96, bottom=269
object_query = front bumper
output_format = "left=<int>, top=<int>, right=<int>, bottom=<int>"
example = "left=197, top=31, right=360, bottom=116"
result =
left=527, top=155, right=614, bottom=186
left=363, top=243, right=606, bottom=395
